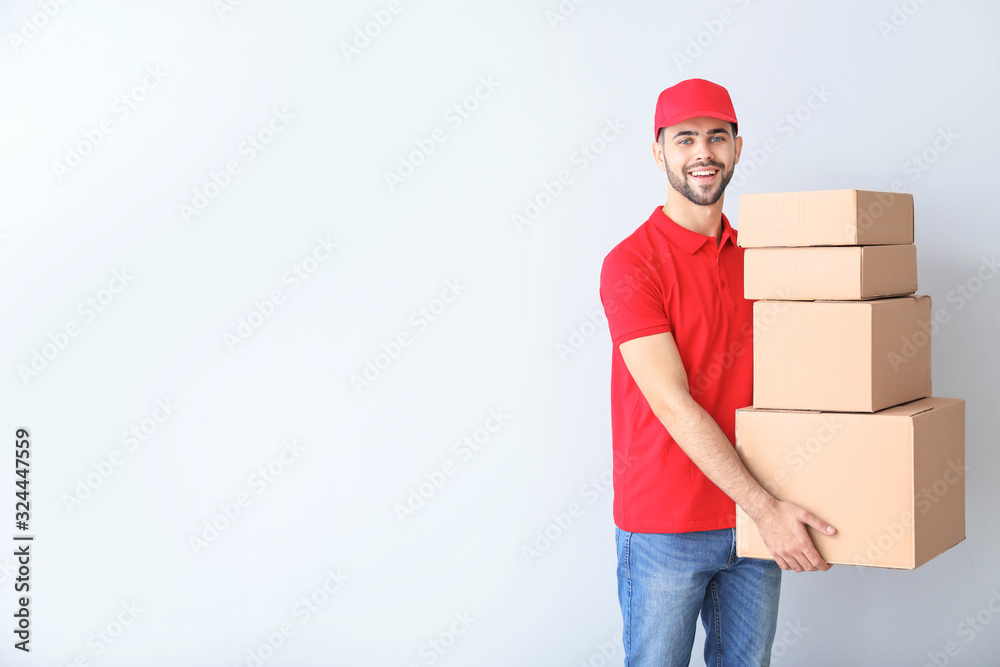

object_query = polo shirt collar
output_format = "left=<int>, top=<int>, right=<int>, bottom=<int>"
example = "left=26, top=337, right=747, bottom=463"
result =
left=650, top=205, right=737, bottom=254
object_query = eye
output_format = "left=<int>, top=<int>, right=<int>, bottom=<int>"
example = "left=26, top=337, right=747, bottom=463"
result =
left=711, top=135, right=726, bottom=142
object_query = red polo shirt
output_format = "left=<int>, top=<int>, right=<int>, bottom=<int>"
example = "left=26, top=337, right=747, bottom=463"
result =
left=599, top=206, right=754, bottom=533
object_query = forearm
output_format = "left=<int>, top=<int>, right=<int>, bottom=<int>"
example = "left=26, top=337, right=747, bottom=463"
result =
left=616, top=333, right=833, bottom=570
left=653, top=395, right=775, bottom=521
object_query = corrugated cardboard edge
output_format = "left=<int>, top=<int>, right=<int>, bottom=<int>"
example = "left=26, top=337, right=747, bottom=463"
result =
left=911, top=398, right=966, bottom=568
left=734, top=407, right=757, bottom=559
left=859, top=245, right=918, bottom=298
left=735, top=505, right=756, bottom=559
left=848, top=189, right=861, bottom=244
left=854, top=191, right=915, bottom=246
left=870, top=295, right=932, bottom=411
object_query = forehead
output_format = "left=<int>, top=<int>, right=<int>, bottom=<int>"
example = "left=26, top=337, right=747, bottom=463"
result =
left=665, top=116, right=732, bottom=136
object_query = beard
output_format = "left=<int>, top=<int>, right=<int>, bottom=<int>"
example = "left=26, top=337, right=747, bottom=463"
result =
left=665, top=157, right=735, bottom=206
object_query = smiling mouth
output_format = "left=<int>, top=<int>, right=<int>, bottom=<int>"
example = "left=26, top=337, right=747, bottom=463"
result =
left=687, top=168, right=720, bottom=183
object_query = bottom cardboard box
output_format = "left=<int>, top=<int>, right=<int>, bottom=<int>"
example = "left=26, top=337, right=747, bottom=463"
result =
left=735, top=397, right=965, bottom=569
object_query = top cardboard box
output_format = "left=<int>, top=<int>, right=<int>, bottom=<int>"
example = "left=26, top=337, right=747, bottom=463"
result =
left=737, top=190, right=914, bottom=247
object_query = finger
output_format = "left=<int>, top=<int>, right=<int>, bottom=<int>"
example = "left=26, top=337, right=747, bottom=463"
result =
left=773, top=555, right=791, bottom=571
left=784, top=542, right=824, bottom=572
left=800, top=543, right=830, bottom=572
left=801, top=511, right=837, bottom=536
left=781, top=552, right=805, bottom=573
left=792, top=553, right=813, bottom=573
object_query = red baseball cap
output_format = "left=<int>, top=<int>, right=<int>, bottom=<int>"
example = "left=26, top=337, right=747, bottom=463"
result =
left=653, top=78, right=738, bottom=140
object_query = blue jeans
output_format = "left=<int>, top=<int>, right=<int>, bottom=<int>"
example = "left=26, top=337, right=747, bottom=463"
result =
left=616, top=527, right=781, bottom=666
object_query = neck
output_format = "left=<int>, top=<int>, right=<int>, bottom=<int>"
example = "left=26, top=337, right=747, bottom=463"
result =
left=661, top=191, right=726, bottom=240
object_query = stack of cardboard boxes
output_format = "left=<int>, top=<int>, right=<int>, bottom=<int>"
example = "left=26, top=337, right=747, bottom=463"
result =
left=733, top=189, right=966, bottom=569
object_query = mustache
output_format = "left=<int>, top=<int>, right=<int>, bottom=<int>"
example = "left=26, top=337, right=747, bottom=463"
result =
left=686, top=161, right=725, bottom=172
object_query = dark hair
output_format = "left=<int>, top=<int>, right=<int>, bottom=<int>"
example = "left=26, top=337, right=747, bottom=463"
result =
left=657, top=122, right=738, bottom=144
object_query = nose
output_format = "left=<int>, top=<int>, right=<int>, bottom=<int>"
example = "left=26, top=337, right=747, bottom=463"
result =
left=693, top=137, right=717, bottom=163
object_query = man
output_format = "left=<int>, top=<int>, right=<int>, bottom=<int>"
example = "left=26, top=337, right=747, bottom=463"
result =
left=598, top=79, right=837, bottom=666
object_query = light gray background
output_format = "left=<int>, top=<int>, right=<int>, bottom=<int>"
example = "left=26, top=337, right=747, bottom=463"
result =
left=1, top=0, right=997, bottom=665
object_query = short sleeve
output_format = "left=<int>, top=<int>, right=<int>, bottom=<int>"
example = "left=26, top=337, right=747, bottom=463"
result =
left=600, top=245, right=672, bottom=347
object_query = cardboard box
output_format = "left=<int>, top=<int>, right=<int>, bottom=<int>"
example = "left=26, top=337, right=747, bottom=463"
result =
left=735, top=397, right=966, bottom=569
left=754, top=296, right=931, bottom=412
left=744, top=245, right=917, bottom=300
left=737, top=190, right=914, bottom=248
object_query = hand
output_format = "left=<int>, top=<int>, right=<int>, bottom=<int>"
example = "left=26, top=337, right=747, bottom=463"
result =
left=753, top=500, right=837, bottom=572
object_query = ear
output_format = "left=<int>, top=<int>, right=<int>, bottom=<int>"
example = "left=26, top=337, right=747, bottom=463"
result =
left=652, top=139, right=666, bottom=172
left=733, top=135, right=743, bottom=166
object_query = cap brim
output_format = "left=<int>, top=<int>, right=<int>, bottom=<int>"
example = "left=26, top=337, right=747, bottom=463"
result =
left=655, top=110, right=738, bottom=138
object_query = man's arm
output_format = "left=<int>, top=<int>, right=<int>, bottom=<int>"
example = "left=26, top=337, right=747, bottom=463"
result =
left=619, top=331, right=837, bottom=572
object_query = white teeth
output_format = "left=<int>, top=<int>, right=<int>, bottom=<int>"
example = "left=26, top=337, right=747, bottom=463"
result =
left=691, top=170, right=715, bottom=177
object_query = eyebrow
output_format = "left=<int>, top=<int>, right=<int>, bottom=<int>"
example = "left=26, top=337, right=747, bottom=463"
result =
left=672, top=127, right=731, bottom=139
